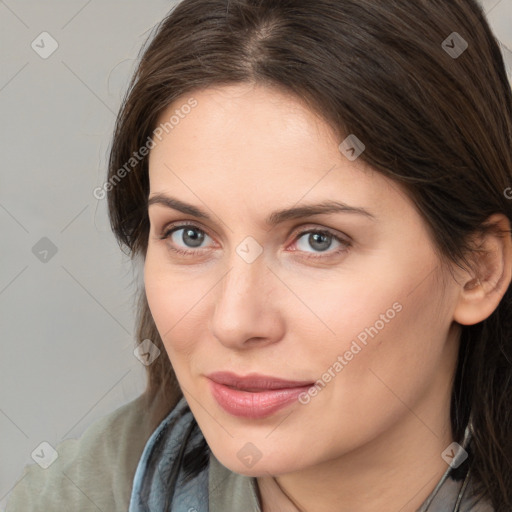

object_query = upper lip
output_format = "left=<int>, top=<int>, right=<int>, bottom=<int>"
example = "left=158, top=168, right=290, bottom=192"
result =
left=207, top=371, right=314, bottom=391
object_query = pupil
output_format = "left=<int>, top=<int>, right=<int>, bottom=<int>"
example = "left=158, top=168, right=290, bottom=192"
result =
left=183, top=228, right=204, bottom=247
left=310, top=232, right=331, bottom=251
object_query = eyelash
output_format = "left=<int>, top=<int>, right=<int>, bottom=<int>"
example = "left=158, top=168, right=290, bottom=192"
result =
left=158, top=221, right=352, bottom=260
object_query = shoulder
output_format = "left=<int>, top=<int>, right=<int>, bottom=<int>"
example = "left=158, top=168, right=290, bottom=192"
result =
left=460, top=475, right=496, bottom=512
left=5, top=393, right=154, bottom=512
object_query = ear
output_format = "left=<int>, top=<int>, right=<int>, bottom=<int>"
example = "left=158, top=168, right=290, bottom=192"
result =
left=453, top=213, right=512, bottom=326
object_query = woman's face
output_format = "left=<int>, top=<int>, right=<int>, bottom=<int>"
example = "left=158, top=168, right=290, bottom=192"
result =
left=145, top=83, right=462, bottom=476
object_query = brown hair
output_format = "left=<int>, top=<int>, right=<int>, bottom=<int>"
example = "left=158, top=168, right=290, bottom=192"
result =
left=107, top=0, right=512, bottom=508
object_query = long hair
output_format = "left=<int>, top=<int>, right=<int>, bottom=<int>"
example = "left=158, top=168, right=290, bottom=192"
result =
left=106, top=1, right=512, bottom=509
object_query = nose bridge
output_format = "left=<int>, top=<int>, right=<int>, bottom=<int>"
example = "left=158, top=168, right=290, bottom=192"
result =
left=210, top=243, right=279, bottom=346
left=218, top=246, right=267, bottom=304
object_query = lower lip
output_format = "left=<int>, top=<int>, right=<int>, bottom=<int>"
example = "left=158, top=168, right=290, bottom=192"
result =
left=208, top=379, right=312, bottom=419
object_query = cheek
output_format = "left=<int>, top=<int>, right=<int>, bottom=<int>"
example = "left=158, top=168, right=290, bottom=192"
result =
left=285, top=261, right=411, bottom=363
left=143, top=249, right=208, bottom=355
left=323, top=274, right=452, bottom=422
left=295, top=255, right=450, bottom=402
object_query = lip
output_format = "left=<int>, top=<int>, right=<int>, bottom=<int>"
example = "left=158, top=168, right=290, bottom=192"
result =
left=206, top=371, right=314, bottom=419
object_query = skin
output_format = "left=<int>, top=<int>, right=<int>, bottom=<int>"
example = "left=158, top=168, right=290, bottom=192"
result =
left=144, top=82, right=512, bottom=512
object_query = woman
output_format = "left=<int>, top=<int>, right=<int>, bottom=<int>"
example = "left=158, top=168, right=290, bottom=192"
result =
left=113, top=0, right=512, bottom=509
left=7, top=0, right=512, bottom=511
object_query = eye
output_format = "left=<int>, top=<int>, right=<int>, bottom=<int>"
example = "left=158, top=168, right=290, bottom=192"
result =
left=160, top=223, right=214, bottom=255
left=158, top=222, right=351, bottom=259
left=291, top=228, right=351, bottom=258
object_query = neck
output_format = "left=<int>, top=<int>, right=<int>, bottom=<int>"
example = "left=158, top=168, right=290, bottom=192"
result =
left=257, top=408, right=454, bottom=512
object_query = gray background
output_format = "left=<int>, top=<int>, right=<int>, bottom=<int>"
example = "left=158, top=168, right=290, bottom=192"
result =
left=0, top=0, right=511, bottom=506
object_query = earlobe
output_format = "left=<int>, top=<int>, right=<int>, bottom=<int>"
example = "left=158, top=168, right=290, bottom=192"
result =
left=453, top=214, right=512, bottom=326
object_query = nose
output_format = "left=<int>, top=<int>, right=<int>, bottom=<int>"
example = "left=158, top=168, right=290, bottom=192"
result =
left=209, top=253, right=285, bottom=349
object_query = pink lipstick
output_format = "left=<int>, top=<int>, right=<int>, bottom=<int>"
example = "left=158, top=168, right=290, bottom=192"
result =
left=207, top=371, right=314, bottom=419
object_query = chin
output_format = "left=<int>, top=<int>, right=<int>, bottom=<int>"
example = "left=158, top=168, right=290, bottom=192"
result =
left=212, top=447, right=303, bottom=477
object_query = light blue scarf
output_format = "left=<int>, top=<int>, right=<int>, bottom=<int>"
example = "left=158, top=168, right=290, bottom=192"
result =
left=129, top=397, right=209, bottom=511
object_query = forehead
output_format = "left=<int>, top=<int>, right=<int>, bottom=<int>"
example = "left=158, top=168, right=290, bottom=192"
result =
left=150, top=83, right=338, bottom=166
left=147, top=83, right=407, bottom=220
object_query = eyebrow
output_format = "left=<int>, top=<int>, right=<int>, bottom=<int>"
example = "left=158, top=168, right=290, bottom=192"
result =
left=147, top=193, right=376, bottom=226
